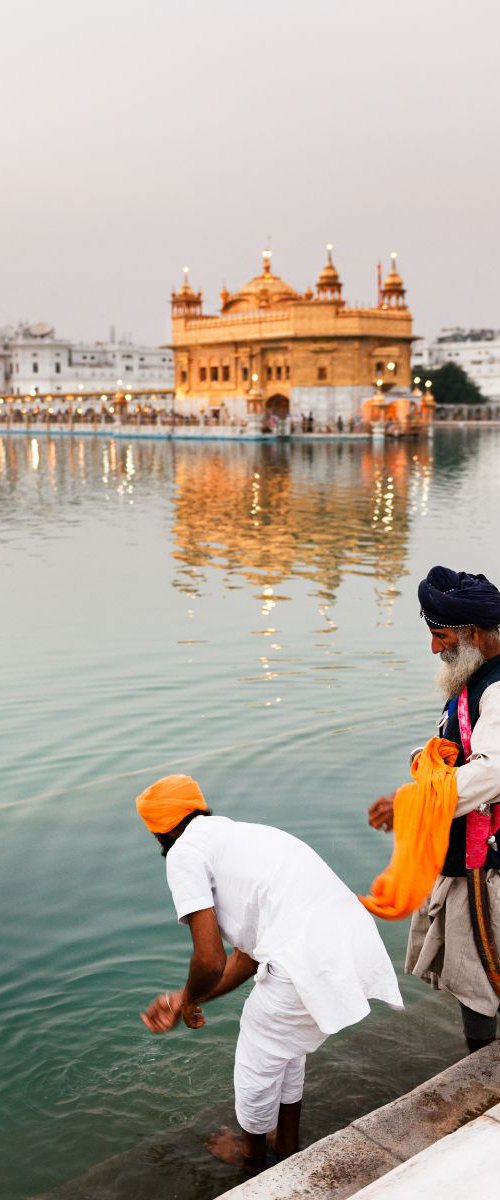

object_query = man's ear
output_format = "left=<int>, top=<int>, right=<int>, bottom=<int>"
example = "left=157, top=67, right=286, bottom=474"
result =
left=469, top=624, right=480, bottom=646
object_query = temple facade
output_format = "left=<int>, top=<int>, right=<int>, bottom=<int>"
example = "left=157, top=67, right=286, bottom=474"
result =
left=170, top=249, right=413, bottom=427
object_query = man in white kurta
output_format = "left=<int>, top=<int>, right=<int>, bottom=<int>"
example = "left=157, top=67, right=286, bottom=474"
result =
left=136, top=775, right=402, bottom=1169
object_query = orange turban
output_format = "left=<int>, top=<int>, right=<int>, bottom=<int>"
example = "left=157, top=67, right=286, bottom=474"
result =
left=135, top=774, right=208, bottom=833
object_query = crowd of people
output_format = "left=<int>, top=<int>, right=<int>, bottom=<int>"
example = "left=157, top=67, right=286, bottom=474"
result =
left=0, top=405, right=364, bottom=436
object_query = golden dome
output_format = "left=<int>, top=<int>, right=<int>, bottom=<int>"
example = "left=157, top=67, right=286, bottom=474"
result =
left=315, top=244, right=344, bottom=304
left=383, top=270, right=404, bottom=293
left=317, top=263, right=339, bottom=287
left=382, top=253, right=405, bottom=295
left=317, top=245, right=340, bottom=288
left=221, top=251, right=300, bottom=313
left=176, top=267, right=197, bottom=299
left=171, top=267, right=203, bottom=317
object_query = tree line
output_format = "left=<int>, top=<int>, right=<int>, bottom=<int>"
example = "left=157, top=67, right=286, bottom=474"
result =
left=415, top=362, right=485, bottom=404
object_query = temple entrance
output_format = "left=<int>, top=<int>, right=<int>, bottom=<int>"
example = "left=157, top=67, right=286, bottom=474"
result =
left=266, top=394, right=289, bottom=418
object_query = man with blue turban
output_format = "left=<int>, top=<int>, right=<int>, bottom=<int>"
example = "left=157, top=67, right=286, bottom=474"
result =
left=369, top=565, right=500, bottom=1053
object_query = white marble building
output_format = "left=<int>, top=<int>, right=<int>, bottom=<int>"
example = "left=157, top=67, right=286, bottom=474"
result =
left=0, top=323, right=174, bottom=398
left=413, top=329, right=500, bottom=401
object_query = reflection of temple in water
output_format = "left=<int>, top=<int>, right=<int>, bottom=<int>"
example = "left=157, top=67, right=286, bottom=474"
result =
left=170, top=440, right=435, bottom=621
left=0, top=434, right=437, bottom=625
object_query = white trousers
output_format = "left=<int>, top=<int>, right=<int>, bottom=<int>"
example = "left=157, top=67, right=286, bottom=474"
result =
left=234, top=964, right=327, bottom=1135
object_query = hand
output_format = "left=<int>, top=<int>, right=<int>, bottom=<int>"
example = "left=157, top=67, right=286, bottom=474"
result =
left=368, top=793, right=395, bottom=832
left=140, top=989, right=184, bottom=1033
left=182, top=998, right=205, bottom=1029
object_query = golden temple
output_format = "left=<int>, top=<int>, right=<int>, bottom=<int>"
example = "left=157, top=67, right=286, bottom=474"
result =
left=171, top=248, right=413, bottom=429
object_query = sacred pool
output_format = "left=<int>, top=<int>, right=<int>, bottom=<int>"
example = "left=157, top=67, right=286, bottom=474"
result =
left=1, top=428, right=499, bottom=1200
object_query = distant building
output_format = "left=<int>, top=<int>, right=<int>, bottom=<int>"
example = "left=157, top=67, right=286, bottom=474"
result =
left=0, top=323, right=174, bottom=398
left=171, top=249, right=414, bottom=427
left=0, top=345, right=8, bottom=391
left=412, top=329, right=500, bottom=401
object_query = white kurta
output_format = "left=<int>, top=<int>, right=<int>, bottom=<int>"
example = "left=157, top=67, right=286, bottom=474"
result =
left=406, top=681, right=500, bottom=1016
left=166, top=815, right=403, bottom=1035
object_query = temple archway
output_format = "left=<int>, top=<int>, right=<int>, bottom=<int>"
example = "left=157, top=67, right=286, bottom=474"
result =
left=266, top=394, right=289, bottom=418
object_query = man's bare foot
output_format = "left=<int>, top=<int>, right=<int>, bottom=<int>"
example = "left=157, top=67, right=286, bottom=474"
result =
left=206, top=1126, right=266, bottom=1172
left=206, top=1126, right=245, bottom=1166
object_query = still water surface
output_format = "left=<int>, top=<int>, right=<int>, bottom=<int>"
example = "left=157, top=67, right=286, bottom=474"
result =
left=1, top=430, right=500, bottom=1199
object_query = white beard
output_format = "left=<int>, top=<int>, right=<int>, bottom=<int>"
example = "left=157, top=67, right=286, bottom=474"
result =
left=436, top=638, right=485, bottom=699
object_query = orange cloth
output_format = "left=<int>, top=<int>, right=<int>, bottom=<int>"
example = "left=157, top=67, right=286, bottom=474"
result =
left=359, top=737, right=459, bottom=920
left=136, top=774, right=207, bottom=833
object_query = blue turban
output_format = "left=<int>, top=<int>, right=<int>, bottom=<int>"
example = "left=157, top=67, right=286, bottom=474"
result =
left=418, top=565, right=500, bottom=630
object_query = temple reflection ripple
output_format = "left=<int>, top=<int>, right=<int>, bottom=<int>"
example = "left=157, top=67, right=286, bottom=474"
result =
left=170, top=440, right=434, bottom=625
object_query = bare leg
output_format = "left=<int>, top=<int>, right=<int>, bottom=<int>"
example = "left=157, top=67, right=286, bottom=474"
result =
left=275, top=1099, right=302, bottom=1159
left=242, top=1128, right=267, bottom=1170
left=206, top=1125, right=266, bottom=1172
left=459, top=1002, right=497, bottom=1053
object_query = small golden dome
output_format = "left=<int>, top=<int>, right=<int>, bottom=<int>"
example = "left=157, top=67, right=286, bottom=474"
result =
left=383, top=270, right=404, bottom=292
left=317, top=245, right=340, bottom=288
left=380, top=253, right=407, bottom=309
left=382, top=253, right=405, bottom=293
left=179, top=281, right=195, bottom=297
left=318, top=263, right=339, bottom=286
left=173, top=267, right=197, bottom=300
left=315, top=244, right=344, bottom=303
left=171, top=267, right=203, bottom=316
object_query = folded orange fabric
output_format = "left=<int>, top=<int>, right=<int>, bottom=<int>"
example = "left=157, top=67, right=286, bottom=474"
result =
left=359, top=737, right=459, bottom=920
left=136, top=774, right=207, bottom=833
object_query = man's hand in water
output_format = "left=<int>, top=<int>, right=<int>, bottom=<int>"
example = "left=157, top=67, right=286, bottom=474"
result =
left=368, top=793, right=395, bottom=832
left=182, top=998, right=206, bottom=1029
left=140, top=989, right=187, bottom=1033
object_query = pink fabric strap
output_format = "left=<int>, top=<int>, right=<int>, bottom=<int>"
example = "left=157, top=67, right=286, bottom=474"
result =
left=458, top=686, right=500, bottom=869
left=457, top=687, right=472, bottom=759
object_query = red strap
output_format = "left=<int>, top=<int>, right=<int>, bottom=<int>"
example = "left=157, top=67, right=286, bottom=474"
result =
left=458, top=686, right=499, bottom=868
left=457, top=687, right=472, bottom=760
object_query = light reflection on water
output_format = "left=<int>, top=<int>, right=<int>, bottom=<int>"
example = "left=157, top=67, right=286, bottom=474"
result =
left=1, top=429, right=500, bottom=1200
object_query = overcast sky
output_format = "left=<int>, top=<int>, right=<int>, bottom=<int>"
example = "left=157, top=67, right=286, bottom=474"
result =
left=2, top=0, right=499, bottom=345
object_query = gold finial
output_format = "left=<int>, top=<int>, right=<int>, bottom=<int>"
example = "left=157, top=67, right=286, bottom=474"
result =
left=183, top=266, right=190, bottom=283
left=326, top=243, right=333, bottom=263
left=262, top=249, right=272, bottom=275
left=390, top=251, right=397, bottom=273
